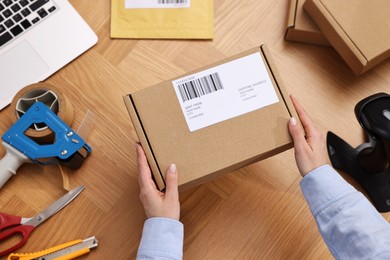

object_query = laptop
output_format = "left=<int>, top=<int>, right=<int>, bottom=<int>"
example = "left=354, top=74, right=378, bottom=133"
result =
left=0, top=0, right=98, bottom=110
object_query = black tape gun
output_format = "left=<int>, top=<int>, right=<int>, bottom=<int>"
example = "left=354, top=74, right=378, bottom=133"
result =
left=327, top=93, right=390, bottom=212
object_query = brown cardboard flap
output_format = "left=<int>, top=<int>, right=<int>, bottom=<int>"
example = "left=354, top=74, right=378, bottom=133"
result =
left=260, top=45, right=298, bottom=120
left=123, top=95, right=166, bottom=190
left=286, top=0, right=297, bottom=29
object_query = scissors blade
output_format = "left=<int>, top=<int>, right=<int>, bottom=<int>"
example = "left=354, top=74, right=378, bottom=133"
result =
left=25, top=185, right=85, bottom=227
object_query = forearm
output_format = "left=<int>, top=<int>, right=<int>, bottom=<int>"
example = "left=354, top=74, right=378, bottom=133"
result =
left=300, top=164, right=390, bottom=259
left=137, top=217, right=184, bottom=260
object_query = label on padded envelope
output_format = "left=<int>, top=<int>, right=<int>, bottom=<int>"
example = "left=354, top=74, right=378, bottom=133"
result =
left=172, top=53, right=279, bottom=132
left=125, top=0, right=190, bottom=9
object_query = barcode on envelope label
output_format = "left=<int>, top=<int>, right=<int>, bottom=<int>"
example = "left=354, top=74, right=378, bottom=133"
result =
left=177, top=73, right=224, bottom=102
left=158, top=0, right=188, bottom=3
left=125, top=0, right=190, bottom=8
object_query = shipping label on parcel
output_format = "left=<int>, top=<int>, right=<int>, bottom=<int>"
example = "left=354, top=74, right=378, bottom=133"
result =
left=172, top=53, right=279, bottom=132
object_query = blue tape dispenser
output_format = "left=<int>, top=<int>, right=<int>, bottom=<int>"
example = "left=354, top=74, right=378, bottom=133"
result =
left=0, top=102, right=92, bottom=188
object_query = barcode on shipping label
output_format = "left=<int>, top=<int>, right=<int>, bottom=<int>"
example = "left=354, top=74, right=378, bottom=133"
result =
left=177, top=72, right=224, bottom=102
left=172, top=53, right=280, bottom=132
left=125, top=0, right=190, bottom=9
left=158, top=0, right=188, bottom=3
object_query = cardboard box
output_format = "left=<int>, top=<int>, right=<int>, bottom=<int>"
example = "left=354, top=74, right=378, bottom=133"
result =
left=285, top=0, right=330, bottom=46
left=304, top=0, right=390, bottom=75
left=124, top=45, right=297, bottom=191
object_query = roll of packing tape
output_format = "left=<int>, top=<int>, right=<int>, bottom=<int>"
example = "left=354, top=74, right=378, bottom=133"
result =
left=10, top=83, right=74, bottom=144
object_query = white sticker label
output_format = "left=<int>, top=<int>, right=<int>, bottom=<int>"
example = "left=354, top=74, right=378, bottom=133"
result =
left=125, top=0, right=190, bottom=9
left=173, top=53, right=280, bottom=132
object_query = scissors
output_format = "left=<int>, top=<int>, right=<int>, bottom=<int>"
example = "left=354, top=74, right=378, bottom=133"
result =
left=0, top=185, right=85, bottom=256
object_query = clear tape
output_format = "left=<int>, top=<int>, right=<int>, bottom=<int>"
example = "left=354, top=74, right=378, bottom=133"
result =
left=60, top=110, right=96, bottom=190
left=77, top=110, right=96, bottom=141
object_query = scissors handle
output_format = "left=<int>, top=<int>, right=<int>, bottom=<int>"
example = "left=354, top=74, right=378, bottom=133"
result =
left=0, top=224, right=35, bottom=256
left=0, top=213, right=22, bottom=231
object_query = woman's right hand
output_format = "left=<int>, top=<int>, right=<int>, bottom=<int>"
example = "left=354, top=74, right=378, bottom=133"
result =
left=288, top=95, right=328, bottom=177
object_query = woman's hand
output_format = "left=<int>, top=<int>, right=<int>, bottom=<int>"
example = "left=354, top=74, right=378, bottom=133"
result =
left=288, top=95, right=328, bottom=176
left=136, top=143, right=180, bottom=220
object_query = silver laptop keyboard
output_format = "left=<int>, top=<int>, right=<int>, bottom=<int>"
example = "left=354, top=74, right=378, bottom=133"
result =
left=0, top=0, right=58, bottom=48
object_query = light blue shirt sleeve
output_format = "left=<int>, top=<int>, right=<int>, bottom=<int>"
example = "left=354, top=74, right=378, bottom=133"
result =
left=137, top=217, right=184, bottom=260
left=300, top=164, right=390, bottom=260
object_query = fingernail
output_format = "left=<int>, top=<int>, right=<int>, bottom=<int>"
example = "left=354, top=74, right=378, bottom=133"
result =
left=169, top=164, right=176, bottom=173
left=290, top=117, right=297, bottom=126
left=135, top=142, right=140, bottom=149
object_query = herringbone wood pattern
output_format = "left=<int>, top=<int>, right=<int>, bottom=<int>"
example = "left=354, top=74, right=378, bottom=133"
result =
left=1, top=0, right=390, bottom=259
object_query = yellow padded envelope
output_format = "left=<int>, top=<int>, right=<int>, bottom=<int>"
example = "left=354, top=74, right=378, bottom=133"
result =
left=111, top=0, right=214, bottom=39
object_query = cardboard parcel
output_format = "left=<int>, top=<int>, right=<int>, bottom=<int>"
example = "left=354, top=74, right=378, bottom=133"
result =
left=304, top=0, right=390, bottom=75
left=124, top=45, right=297, bottom=190
left=285, top=0, right=329, bottom=46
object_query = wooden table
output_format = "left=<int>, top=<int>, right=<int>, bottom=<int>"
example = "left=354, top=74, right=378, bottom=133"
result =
left=1, top=0, right=389, bottom=259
